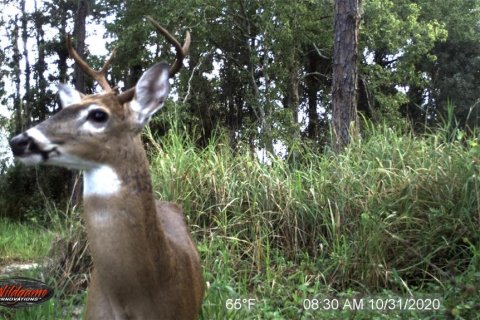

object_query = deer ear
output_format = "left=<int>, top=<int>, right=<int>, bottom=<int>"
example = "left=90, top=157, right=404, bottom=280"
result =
left=131, top=62, right=170, bottom=126
left=57, top=84, right=82, bottom=108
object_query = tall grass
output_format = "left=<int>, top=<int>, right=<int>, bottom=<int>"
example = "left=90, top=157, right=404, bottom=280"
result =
left=147, top=121, right=479, bottom=318
left=2, top=119, right=479, bottom=318
left=0, top=218, right=54, bottom=264
left=150, top=123, right=479, bottom=284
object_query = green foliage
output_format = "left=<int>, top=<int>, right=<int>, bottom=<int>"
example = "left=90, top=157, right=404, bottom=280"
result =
left=0, top=163, right=71, bottom=221
left=143, top=118, right=479, bottom=317
left=1, top=0, right=479, bottom=153
left=0, top=218, right=54, bottom=264
left=361, top=0, right=448, bottom=123
left=424, top=0, right=480, bottom=128
left=1, top=120, right=479, bottom=318
left=0, top=164, right=43, bottom=220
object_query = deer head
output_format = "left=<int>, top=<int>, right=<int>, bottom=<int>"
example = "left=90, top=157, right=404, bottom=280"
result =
left=10, top=16, right=190, bottom=171
left=9, top=18, right=204, bottom=319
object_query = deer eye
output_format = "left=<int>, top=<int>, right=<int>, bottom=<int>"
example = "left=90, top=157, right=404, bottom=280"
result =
left=87, top=109, right=109, bottom=123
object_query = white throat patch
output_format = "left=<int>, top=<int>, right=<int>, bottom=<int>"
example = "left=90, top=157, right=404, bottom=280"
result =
left=83, top=165, right=121, bottom=197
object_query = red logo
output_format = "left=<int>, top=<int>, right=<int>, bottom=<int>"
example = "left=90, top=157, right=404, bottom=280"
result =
left=0, top=277, right=54, bottom=308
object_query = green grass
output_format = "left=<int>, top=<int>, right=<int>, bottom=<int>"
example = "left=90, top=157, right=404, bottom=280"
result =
left=148, top=122, right=480, bottom=319
left=0, top=218, right=55, bottom=265
left=1, top=121, right=479, bottom=319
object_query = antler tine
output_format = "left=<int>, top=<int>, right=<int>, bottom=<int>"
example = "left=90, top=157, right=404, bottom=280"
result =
left=118, top=18, right=191, bottom=103
left=146, top=16, right=191, bottom=77
left=66, top=35, right=115, bottom=91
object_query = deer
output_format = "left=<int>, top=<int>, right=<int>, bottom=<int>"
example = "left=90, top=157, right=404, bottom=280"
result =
left=9, top=17, right=204, bottom=319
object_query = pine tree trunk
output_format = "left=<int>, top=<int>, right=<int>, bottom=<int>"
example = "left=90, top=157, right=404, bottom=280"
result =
left=70, top=0, right=89, bottom=206
left=306, top=48, right=321, bottom=142
left=21, top=0, right=31, bottom=128
left=332, top=0, right=361, bottom=151
left=284, top=59, right=300, bottom=162
left=73, top=0, right=88, bottom=93
left=57, top=11, right=68, bottom=87
left=12, top=16, right=23, bottom=134
left=34, top=0, right=48, bottom=121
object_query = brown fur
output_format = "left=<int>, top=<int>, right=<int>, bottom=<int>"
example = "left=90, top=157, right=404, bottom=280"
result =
left=29, top=92, right=204, bottom=318
left=81, top=133, right=204, bottom=319
left=10, top=33, right=203, bottom=319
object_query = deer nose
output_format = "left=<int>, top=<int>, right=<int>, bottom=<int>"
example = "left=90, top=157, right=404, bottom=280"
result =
left=9, top=133, right=35, bottom=157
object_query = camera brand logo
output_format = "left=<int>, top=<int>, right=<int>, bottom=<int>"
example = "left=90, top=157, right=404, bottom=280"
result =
left=0, top=277, right=54, bottom=308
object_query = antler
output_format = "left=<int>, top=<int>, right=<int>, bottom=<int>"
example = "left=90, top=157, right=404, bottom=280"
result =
left=146, top=16, right=191, bottom=76
left=66, top=35, right=115, bottom=91
left=117, top=17, right=191, bottom=103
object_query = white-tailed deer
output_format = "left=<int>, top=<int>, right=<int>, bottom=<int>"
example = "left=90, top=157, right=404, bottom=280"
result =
left=9, top=17, right=204, bottom=319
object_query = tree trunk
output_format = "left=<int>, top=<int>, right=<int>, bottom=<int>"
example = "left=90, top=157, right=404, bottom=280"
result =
left=306, top=48, right=321, bottom=142
left=283, top=59, right=301, bottom=163
left=21, top=0, right=31, bottom=128
left=72, top=0, right=88, bottom=93
left=34, top=0, right=48, bottom=121
left=127, top=65, right=143, bottom=89
left=12, top=16, right=23, bottom=134
left=332, top=0, right=361, bottom=151
left=283, top=59, right=300, bottom=133
left=70, top=0, right=89, bottom=206
left=57, top=9, right=68, bottom=88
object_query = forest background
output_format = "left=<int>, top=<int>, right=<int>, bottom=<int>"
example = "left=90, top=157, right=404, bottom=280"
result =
left=0, top=0, right=479, bottom=319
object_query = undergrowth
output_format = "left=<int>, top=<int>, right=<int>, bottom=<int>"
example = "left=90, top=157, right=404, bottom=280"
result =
left=0, top=218, right=54, bottom=265
left=1, top=121, right=479, bottom=319
left=148, top=122, right=480, bottom=318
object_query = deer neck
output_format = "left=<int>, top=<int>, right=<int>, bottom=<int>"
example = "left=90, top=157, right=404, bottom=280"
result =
left=82, top=136, right=172, bottom=279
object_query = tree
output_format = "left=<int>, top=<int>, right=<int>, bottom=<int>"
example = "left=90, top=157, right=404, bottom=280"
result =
left=418, top=0, right=480, bottom=128
left=11, top=14, right=23, bottom=134
left=72, top=0, right=89, bottom=93
left=359, top=0, right=447, bottom=128
left=20, top=0, right=31, bottom=128
left=0, top=0, right=478, bottom=161
left=31, top=0, right=50, bottom=122
left=332, top=0, right=361, bottom=150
